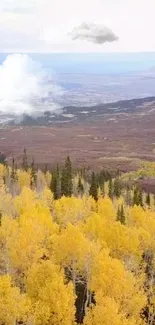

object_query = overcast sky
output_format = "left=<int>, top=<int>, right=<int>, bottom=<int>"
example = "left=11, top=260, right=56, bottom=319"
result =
left=0, top=0, right=155, bottom=53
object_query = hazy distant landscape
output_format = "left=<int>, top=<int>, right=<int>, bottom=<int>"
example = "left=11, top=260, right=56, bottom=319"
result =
left=1, top=53, right=155, bottom=171
left=1, top=53, right=155, bottom=123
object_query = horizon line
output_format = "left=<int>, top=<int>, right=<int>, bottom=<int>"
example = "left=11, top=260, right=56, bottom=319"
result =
left=0, top=51, right=155, bottom=55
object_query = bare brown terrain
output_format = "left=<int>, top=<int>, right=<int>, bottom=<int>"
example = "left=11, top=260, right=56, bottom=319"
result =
left=1, top=98, right=155, bottom=172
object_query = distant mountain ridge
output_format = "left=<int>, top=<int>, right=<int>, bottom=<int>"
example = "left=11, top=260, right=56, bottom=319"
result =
left=3, top=95, right=155, bottom=126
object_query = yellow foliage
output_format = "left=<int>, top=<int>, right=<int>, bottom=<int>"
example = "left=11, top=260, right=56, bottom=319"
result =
left=97, top=196, right=116, bottom=221
left=84, top=212, right=141, bottom=260
left=0, top=188, right=58, bottom=274
left=0, top=164, right=5, bottom=178
left=26, top=260, right=75, bottom=325
left=0, top=275, right=31, bottom=325
left=84, top=296, right=144, bottom=325
left=0, top=185, right=15, bottom=216
left=53, top=223, right=90, bottom=272
left=53, top=195, right=96, bottom=225
left=17, top=170, right=31, bottom=189
left=90, top=250, right=146, bottom=317
left=129, top=206, right=155, bottom=250
left=40, top=187, right=54, bottom=210
left=0, top=163, right=155, bottom=325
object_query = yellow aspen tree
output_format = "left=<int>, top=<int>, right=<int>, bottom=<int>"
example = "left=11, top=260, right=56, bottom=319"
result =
left=0, top=275, right=31, bottom=325
left=17, top=170, right=31, bottom=189
left=26, top=260, right=75, bottom=325
left=53, top=196, right=96, bottom=226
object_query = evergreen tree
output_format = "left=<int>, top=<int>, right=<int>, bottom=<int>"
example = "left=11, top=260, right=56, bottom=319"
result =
left=108, top=178, right=113, bottom=200
left=89, top=172, right=98, bottom=201
left=11, top=158, right=18, bottom=183
left=0, top=152, right=6, bottom=165
left=61, top=157, right=73, bottom=197
left=77, top=176, right=84, bottom=196
left=117, top=206, right=120, bottom=222
left=3, top=164, right=9, bottom=186
left=120, top=204, right=125, bottom=224
left=22, top=148, right=28, bottom=172
left=97, top=170, right=105, bottom=189
left=113, top=177, right=122, bottom=199
left=133, top=187, right=143, bottom=207
left=117, top=205, right=125, bottom=225
left=30, top=158, right=37, bottom=189
left=50, top=168, right=57, bottom=198
left=125, top=185, right=132, bottom=206
left=146, top=193, right=151, bottom=207
left=133, top=187, right=138, bottom=206
left=138, top=188, right=143, bottom=207
left=50, top=165, right=61, bottom=199
left=10, top=158, right=18, bottom=197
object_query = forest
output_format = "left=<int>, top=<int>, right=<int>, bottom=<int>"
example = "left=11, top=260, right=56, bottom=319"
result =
left=1, top=151, right=155, bottom=325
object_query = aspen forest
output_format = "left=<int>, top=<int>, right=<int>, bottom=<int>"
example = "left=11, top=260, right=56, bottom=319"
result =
left=0, top=1, right=155, bottom=323
left=1, top=152, right=155, bottom=325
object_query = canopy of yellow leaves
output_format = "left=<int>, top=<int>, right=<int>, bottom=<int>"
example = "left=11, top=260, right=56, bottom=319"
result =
left=0, top=164, right=154, bottom=325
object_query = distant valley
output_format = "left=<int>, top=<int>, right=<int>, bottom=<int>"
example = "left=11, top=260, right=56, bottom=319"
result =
left=1, top=96, right=155, bottom=174
left=4, top=95, right=155, bottom=125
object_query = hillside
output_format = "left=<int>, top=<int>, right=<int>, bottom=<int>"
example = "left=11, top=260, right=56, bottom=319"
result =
left=3, top=96, right=155, bottom=125
left=0, top=96, right=155, bottom=173
left=0, top=160, right=155, bottom=324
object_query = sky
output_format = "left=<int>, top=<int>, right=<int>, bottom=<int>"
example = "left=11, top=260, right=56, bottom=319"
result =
left=0, top=0, right=155, bottom=53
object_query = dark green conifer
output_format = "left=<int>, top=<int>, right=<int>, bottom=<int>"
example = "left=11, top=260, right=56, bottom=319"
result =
left=113, top=177, right=122, bottom=199
left=30, top=158, right=37, bottom=188
left=11, top=158, right=18, bottom=183
left=138, top=188, right=143, bottom=207
left=89, top=172, right=98, bottom=201
left=0, top=152, right=6, bottom=165
left=50, top=165, right=62, bottom=199
left=61, top=156, right=73, bottom=197
left=77, top=176, right=84, bottom=196
left=117, top=204, right=125, bottom=224
left=146, top=193, right=151, bottom=207
left=133, top=187, right=138, bottom=206
left=133, top=187, right=143, bottom=207
left=50, top=170, right=56, bottom=195
left=120, top=204, right=125, bottom=224
left=22, top=148, right=28, bottom=172
left=108, top=178, right=113, bottom=199
left=117, top=206, right=120, bottom=221
left=125, top=185, right=132, bottom=206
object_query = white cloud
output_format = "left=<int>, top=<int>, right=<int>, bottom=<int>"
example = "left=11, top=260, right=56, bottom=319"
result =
left=0, top=0, right=154, bottom=52
left=70, top=22, right=118, bottom=44
left=0, top=54, right=64, bottom=116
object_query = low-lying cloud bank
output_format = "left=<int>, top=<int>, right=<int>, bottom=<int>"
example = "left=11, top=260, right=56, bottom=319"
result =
left=70, top=22, right=119, bottom=44
left=0, top=53, right=64, bottom=118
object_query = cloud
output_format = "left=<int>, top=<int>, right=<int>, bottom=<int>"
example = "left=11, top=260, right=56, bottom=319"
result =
left=70, top=22, right=119, bottom=44
left=0, top=54, right=64, bottom=118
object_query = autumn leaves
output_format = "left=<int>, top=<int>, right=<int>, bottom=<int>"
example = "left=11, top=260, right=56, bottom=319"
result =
left=0, top=163, right=155, bottom=324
